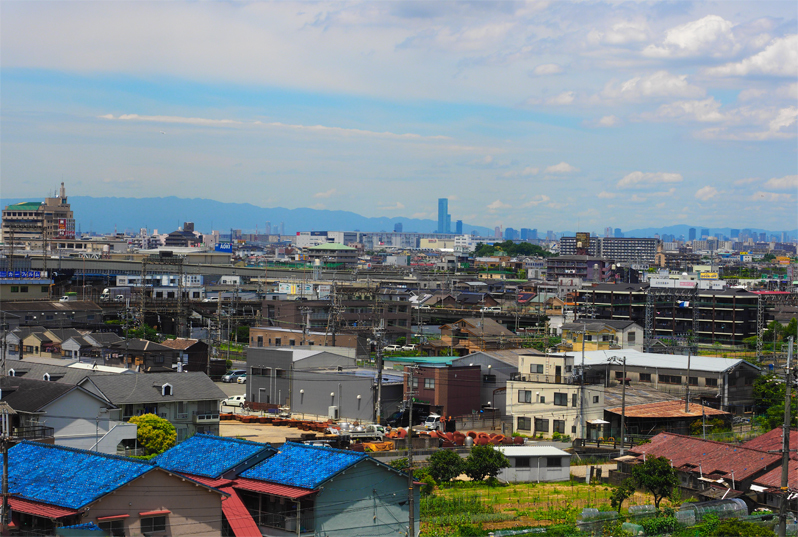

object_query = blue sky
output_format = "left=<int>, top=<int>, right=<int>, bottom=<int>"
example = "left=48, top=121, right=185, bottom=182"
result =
left=1, top=1, right=796, bottom=232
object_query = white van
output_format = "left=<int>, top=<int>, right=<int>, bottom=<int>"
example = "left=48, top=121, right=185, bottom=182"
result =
left=480, top=306, right=501, bottom=313
left=424, top=414, right=442, bottom=430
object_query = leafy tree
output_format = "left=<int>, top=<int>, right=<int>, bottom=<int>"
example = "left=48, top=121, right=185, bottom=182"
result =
left=234, top=325, right=249, bottom=342
left=129, top=413, right=176, bottom=456
left=753, top=372, right=798, bottom=430
left=127, top=324, right=160, bottom=342
left=610, top=478, right=636, bottom=513
left=463, top=445, right=509, bottom=482
left=709, top=518, right=775, bottom=537
left=427, top=449, right=464, bottom=483
left=631, top=456, right=678, bottom=509
left=388, top=457, right=409, bottom=473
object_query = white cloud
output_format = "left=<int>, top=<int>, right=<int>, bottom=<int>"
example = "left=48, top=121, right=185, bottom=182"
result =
left=487, top=200, right=511, bottom=211
left=643, top=15, right=738, bottom=58
left=597, top=191, right=617, bottom=199
left=470, top=155, right=494, bottom=166
left=100, top=113, right=451, bottom=141
left=532, top=63, right=562, bottom=76
left=314, top=188, right=337, bottom=199
left=707, top=35, right=798, bottom=77
left=378, top=202, right=405, bottom=211
left=629, top=194, right=647, bottom=203
left=598, top=115, right=619, bottom=127
left=695, top=186, right=719, bottom=201
left=617, top=171, right=683, bottom=188
left=698, top=106, right=798, bottom=141
left=521, top=167, right=539, bottom=176
left=648, top=98, right=725, bottom=123
left=751, top=191, right=794, bottom=202
left=733, top=177, right=760, bottom=186
left=764, top=175, right=798, bottom=190
left=522, top=195, right=550, bottom=207
left=600, top=71, right=705, bottom=102
left=545, top=162, right=578, bottom=173
left=588, top=20, right=650, bottom=46
left=546, top=91, right=575, bottom=105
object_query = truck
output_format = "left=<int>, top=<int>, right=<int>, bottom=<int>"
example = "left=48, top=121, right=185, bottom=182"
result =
left=100, top=287, right=132, bottom=302
left=326, top=423, right=386, bottom=442
left=385, top=402, right=440, bottom=428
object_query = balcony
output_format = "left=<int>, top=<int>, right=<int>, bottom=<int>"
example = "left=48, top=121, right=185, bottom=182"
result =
left=512, top=374, right=577, bottom=385
left=14, top=426, right=55, bottom=440
left=193, top=412, right=220, bottom=424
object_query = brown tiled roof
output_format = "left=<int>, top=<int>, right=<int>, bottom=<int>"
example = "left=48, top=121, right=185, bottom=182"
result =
left=753, top=460, right=798, bottom=489
left=160, top=338, right=200, bottom=351
left=630, top=432, right=780, bottom=481
left=607, top=400, right=729, bottom=419
left=741, top=427, right=798, bottom=460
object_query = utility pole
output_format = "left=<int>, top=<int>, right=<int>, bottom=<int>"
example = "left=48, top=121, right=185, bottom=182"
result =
left=778, top=336, right=793, bottom=537
left=580, top=323, right=586, bottom=441
left=2, top=409, right=10, bottom=536
left=685, top=351, right=691, bottom=413
left=374, top=323, right=384, bottom=424
left=407, top=366, right=416, bottom=537
left=620, top=356, right=627, bottom=455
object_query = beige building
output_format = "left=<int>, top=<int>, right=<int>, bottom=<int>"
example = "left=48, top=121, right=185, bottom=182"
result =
left=1, top=182, right=74, bottom=249
left=249, top=326, right=360, bottom=350
left=506, top=353, right=606, bottom=440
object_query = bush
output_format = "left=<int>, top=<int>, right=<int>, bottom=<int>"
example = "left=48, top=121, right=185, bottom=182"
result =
left=640, top=514, right=679, bottom=535
left=419, top=475, right=436, bottom=496
left=428, top=449, right=464, bottom=483
left=389, top=457, right=409, bottom=473
left=129, top=414, right=176, bottom=456
left=463, top=445, right=509, bottom=482
left=709, top=519, right=775, bottom=537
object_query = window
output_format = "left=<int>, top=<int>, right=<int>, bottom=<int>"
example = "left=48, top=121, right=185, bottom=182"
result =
left=592, top=396, right=599, bottom=403
left=532, top=364, right=544, bottom=374
left=411, top=377, right=418, bottom=389
left=141, top=516, right=167, bottom=534
left=639, top=373, right=651, bottom=382
left=546, top=457, right=563, bottom=467
left=689, top=377, right=698, bottom=386
left=554, top=393, right=567, bottom=406
left=517, top=417, right=531, bottom=430
left=565, top=365, right=573, bottom=373
left=658, top=374, right=681, bottom=384
left=424, top=378, right=435, bottom=389
left=515, top=456, right=530, bottom=468
left=257, top=336, right=263, bottom=347
left=41, top=286, right=48, bottom=293
left=534, top=418, right=549, bottom=432
left=518, top=390, right=532, bottom=403
left=483, top=374, right=496, bottom=384
left=20, top=286, right=28, bottom=293
left=98, top=520, right=126, bottom=537
left=706, top=378, right=718, bottom=387
left=289, top=339, right=296, bottom=346
left=275, top=338, right=282, bottom=346
left=614, top=371, right=624, bottom=380
left=10, top=286, right=18, bottom=293
left=572, top=393, right=578, bottom=407
left=628, top=332, right=636, bottom=343
left=553, top=420, right=565, bottom=434
left=161, top=384, right=173, bottom=396
left=539, top=396, right=546, bottom=404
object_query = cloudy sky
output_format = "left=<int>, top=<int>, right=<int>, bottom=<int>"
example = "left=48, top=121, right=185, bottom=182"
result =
left=1, top=1, right=796, bottom=232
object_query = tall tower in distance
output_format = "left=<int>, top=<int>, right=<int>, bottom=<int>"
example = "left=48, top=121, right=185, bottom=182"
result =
left=437, top=198, right=450, bottom=234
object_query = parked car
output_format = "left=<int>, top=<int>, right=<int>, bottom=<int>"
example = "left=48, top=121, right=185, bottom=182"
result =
left=221, top=395, right=246, bottom=408
left=383, top=345, right=402, bottom=352
left=423, top=414, right=441, bottom=430
left=402, top=343, right=417, bottom=351
left=480, top=306, right=501, bottom=313
left=237, top=374, right=247, bottom=384
left=222, top=369, right=246, bottom=383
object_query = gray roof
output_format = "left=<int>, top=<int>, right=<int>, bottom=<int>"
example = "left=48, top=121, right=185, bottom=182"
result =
left=495, top=445, right=570, bottom=457
left=84, top=333, right=123, bottom=347
left=561, top=320, right=641, bottom=332
left=571, top=349, right=760, bottom=373
left=46, top=329, right=84, bottom=342
left=6, top=361, right=117, bottom=384
left=0, top=376, right=112, bottom=412
left=85, top=372, right=227, bottom=404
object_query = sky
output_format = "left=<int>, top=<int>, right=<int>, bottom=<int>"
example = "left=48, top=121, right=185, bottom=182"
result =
left=1, top=1, right=797, bottom=233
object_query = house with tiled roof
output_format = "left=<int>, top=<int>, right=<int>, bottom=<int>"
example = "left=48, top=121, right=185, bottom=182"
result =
left=741, top=427, right=798, bottom=459
left=7, top=441, right=225, bottom=536
left=160, top=337, right=210, bottom=373
left=156, top=437, right=420, bottom=537
left=616, top=432, right=782, bottom=503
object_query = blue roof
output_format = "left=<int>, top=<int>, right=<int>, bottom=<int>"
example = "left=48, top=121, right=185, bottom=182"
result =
left=60, top=523, right=103, bottom=531
left=9, top=442, right=153, bottom=510
left=155, top=434, right=273, bottom=479
left=241, top=442, right=367, bottom=489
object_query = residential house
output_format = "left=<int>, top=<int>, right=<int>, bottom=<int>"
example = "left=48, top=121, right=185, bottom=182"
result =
left=402, top=364, right=483, bottom=418
left=494, top=445, right=571, bottom=483
left=506, top=353, right=606, bottom=440
left=558, top=320, right=643, bottom=352
left=107, top=338, right=181, bottom=371
left=80, top=372, right=227, bottom=441
left=0, top=375, right=136, bottom=454
left=616, top=433, right=781, bottom=503
left=433, top=317, right=521, bottom=356
left=7, top=441, right=224, bottom=536
left=604, top=400, right=730, bottom=438
left=160, top=338, right=212, bottom=373
left=0, top=300, right=103, bottom=329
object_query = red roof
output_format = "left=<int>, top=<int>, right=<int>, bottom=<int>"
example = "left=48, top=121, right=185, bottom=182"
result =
left=220, top=487, right=262, bottom=537
left=139, top=509, right=171, bottom=517
left=631, top=433, right=780, bottom=481
left=607, top=401, right=729, bottom=419
left=753, top=460, right=798, bottom=489
left=9, top=497, right=79, bottom=519
left=233, top=477, right=316, bottom=499
left=183, top=474, right=236, bottom=489
left=741, top=428, right=798, bottom=460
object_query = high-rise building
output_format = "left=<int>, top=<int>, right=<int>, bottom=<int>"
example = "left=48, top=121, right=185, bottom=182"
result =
left=546, top=230, right=555, bottom=240
left=520, top=228, right=531, bottom=240
left=689, top=228, right=696, bottom=241
left=455, top=220, right=463, bottom=234
left=437, top=198, right=450, bottom=234
left=758, top=232, right=766, bottom=242
left=605, top=227, right=612, bottom=238
left=394, top=222, right=403, bottom=233
left=265, top=221, right=271, bottom=235
left=494, top=226, right=502, bottom=238
left=614, top=228, right=623, bottom=238
left=1, top=182, right=75, bottom=249
left=530, top=229, right=538, bottom=240
left=701, top=228, right=710, bottom=239
left=730, top=229, right=739, bottom=239
left=504, top=228, right=518, bottom=240
left=280, top=222, right=285, bottom=236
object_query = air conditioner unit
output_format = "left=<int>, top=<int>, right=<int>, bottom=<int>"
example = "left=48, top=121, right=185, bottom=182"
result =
left=328, top=406, right=339, bottom=420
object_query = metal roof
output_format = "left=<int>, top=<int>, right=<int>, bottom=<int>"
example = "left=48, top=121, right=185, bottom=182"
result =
left=576, top=349, right=758, bottom=373
left=494, top=445, right=571, bottom=457
left=155, top=434, right=274, bottom=479
left=606, top=400, right=729, bottom=418
left=86, top=372, right=227, bottom=404
left=307, top=243, right=356, bottom=251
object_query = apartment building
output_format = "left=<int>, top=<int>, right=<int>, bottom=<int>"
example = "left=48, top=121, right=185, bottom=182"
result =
left=1, top=183, right=75, bottom=249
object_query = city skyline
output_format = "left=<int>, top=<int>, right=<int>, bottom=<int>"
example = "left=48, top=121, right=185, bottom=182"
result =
left=1, top=1, right=796, bottom=230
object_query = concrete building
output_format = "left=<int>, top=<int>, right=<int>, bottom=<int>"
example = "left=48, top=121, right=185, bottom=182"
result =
left=249, top=326, right=364, bottom=355
left=559, top=236, right=657, bottom=264
left=0, top=271, right=53, bottom=301
left=546, top=255, right=613, bottom=282
left=495, top=445, right=571, bottom=483
left=558, top=320, right=643, bottom=352
left=306, top=243, right=358, bottom=267
left=295, top=231, right=359, bottom=248
left=1, top=182, right=75, bottom=249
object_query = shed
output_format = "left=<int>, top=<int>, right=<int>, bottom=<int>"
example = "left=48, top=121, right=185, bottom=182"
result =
left=494, top=445, right=571, bottom=483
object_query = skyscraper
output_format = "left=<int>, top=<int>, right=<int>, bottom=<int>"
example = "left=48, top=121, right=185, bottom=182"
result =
left=455, top=220, right=463, bottom=234
left=701, top=228, right=710, bottom=239
left=437, top=198, right=450, bottom=234
left=394, top=222, right=403, bottom=233
left=689, top=228, right=696, bottom=241
left=614, top=228, right=622, bottom=238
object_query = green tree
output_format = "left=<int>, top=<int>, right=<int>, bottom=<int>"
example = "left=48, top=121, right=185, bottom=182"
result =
left=129, top=413, right=176, bottom=456
left=631, top=456, right=678, bottom=509
left=463, top=445, right=509, bottom=482
left=127, top=324, right=160, bottom=342
left=610, top=478, right=636, bottom=513
left=234, top=325, right=249, bottom=342
left=427, top=449, right=464, bottom=483
left=388, top=457, right=409, bottom=473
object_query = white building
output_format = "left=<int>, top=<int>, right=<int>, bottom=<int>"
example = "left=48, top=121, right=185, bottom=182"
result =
left=495, top=445, right=571, bottom=483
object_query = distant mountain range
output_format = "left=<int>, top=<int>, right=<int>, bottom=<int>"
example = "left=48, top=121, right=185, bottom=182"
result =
left=1, top=196, right=794, bottom=240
